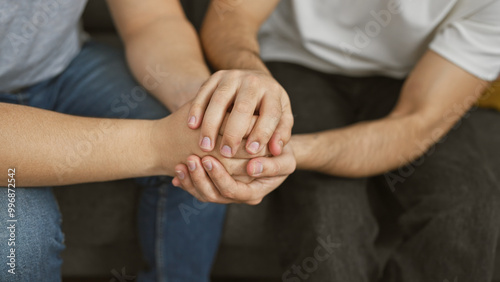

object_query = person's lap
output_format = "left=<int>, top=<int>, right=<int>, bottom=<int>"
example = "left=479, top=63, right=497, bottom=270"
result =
left=267, top=61, right=500, bottom=282
left=0, top=40, right=225, bottom=282
left=380, top=107, right=500, bottom=282
left=267, top=62, right=382, bottom=281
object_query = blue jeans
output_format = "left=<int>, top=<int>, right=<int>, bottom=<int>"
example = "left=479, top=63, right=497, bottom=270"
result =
left=0, top=41, right=226, bottom=282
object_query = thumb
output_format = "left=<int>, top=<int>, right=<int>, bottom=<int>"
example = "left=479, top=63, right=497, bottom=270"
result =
left=247, top=152, right=296, bottom=178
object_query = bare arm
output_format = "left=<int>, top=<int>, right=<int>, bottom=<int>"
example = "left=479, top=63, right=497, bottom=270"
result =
left=0, top=103, right=160, bottom=187
left=0, top=102, right=263, bottom=187
left=188, top=0, right=292, bottom=158
left=171, top=50, right=490, bottom=204
left=107, top=0, right=211, bottom=111
left=292, top=51, right=490, bottom=177
left=1, top=1, right=265, bottom=188
left=201, top=0, right=279, bottom=73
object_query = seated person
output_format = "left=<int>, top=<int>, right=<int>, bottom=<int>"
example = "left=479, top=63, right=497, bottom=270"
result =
left=175, top=0, right=500, bottom=281
left=0, top=0, right=279, bottom=281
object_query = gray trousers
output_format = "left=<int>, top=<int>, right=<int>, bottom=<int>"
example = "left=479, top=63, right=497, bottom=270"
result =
left=269, top=62, right=500, bottom=282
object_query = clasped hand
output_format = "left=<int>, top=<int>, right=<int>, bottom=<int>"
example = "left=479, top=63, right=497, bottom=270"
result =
left=161, top=70, right=296, bottom=205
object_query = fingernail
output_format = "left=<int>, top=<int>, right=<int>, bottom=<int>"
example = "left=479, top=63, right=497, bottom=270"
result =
left=221, top=145, right=232, bottom=157
left=201, top=137, right=211, bottom=150
left=279, top=140, right=284, bottom=148
left=188, top=116, right=196, bottom=126
left=176, top=170, right=185, bottom=180
left=247, top=141, right=260, bottom=154
left=203, top=160, right=213, bottom=171
left=252, top=161, right=263, bottom=176
left=187, top=161, right=196, bottom=171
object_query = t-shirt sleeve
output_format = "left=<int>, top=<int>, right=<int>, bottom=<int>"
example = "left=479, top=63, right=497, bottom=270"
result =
left=429, top=1, right=500, bottom=81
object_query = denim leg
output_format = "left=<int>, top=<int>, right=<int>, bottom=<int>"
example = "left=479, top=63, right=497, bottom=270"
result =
left=0, top=187, right=64, bottom=282
left=380, top=109, right=500, bottom=282
left=33, top=40, right=226, bottom=281
left=137, top=181, right=226, bottom=282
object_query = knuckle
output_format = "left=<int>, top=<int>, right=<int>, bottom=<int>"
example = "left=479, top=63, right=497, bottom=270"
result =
left=270, top=83, right=282, bottom=94
left=211, top=92, right=231, bottom=107
left=216, top=83, right=233, bottom=95
left=233, top=99, right=255, bottom=115
left=266, top=105, right=283, bottom=119
left=255, top=126, right=274, bottom=141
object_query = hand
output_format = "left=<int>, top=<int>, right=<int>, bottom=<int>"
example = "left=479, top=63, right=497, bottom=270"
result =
left=187, top=70, right=294, bottom=158
left=172, top=144, right=296, bottom=205
left=150, top=101, right=268, bottom=176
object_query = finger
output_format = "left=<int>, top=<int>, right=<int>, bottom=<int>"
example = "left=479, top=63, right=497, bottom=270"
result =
left=201, top=156, right=252, bottom=202
left=188, top=74, right=221, bottom=129
left=199, top=78, right=239, bottom=152
left=245, top=93, right=282, bottom=155
left=232, top=138, right=271, bottom=159
left=269, top=101, right=294, bottom=156
left=172, top=177, right=181, bottom=187
left=219, top=114, right=258, bottom=139
left=219, top=80, right=262, bottom=157
left=173, top=164, right=205, bottom=202
left=246, top=147, right=296, bottom=178
left=186, top=155, right=232, bottom=204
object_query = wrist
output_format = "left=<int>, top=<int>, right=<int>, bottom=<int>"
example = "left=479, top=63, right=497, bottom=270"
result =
left=148, top=118, right=174, bottom=176
left=290, top=134, right=316, bottom=171
left=157, top=79, right=208, bottom=112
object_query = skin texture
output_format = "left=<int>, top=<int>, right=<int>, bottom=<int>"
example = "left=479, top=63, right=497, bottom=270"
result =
left=172, top=144, right=296, bottom=205
left=174, top=1, right=490, bottom=204
left=107, top=0, right=210, bottom=112
left=188, top=0, right=293, bottom=158
left=290, top=51, right=489, bottom=177
left=0, top=0, right=255, bottom=187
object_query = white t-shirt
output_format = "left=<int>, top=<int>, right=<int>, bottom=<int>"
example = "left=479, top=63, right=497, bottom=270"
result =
left=258, top=0, right=500, bottom=81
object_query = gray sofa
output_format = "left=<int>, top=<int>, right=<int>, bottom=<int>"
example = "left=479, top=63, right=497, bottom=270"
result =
left=56, top=1, right=500, bottom=280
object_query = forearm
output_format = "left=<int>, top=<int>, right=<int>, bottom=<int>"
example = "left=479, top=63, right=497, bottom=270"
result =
left=0, top=103, right=163, bottom=187
left=292, top=50, right=489, bottom=177
left=200, top=0, right=278, bottom=73
left=292, top=115, right=433, bottom=177
left=201, top=21, right=268, bottom=73
left=125, top=16, right=210, bottom=111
